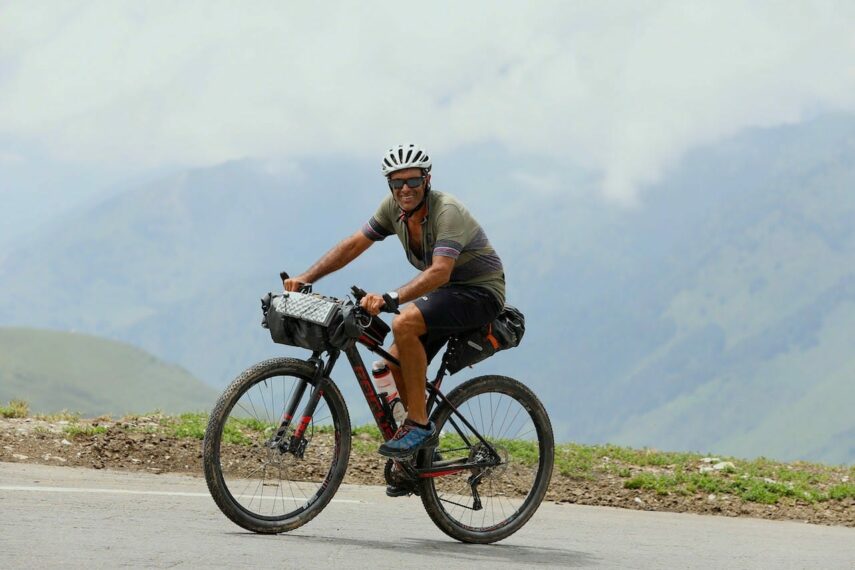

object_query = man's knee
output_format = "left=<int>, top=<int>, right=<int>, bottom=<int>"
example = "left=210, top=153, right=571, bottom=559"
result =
left=391, top=306, right=426, bottom=339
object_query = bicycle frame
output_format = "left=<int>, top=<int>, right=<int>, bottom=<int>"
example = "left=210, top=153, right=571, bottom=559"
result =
left=271, top=328, right=502, bottom=479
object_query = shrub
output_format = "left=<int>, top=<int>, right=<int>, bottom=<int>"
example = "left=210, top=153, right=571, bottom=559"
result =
left=0, top=400, right=29, bottom=418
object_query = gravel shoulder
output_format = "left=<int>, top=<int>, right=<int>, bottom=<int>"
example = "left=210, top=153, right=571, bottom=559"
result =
left=1, top=415, right=852, bottom=527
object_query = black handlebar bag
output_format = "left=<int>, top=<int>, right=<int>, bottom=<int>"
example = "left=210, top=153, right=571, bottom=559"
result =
left=261, top=292, right=392, bottom=351
left=261, top=292, right=342, bottom=351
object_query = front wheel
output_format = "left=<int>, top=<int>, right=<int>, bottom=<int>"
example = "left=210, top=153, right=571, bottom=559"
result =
left=203, top=358, right=351, bottom=534
left=420, top=375, right=554, bottom=543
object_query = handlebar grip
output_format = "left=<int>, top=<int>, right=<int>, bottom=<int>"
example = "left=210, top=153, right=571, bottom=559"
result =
left=281, top=271, right=312, bottom=293
left=351, top=285, right=368, bottom=301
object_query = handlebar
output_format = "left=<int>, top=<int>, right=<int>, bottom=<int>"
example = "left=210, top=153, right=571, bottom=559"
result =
left=280, top=272, right=397, bottom=314
left=350, top=285, right=368, bottom=301
left=352, top=286, right=400, bottom=314
left=280, top=271, right=313, bottom=294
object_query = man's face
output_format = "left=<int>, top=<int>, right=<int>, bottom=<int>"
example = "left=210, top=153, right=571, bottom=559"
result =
left=389, top=167, right=430, bottom=212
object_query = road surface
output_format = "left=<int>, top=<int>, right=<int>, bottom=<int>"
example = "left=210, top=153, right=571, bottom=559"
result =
left=0, top=462, right=852, bottom=568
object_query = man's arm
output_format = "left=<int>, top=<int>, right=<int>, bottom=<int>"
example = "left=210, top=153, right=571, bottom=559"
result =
left=396, top=256, right=454, bottom=303
left=359, top=256, right=454, bottom=314
left=286, top=231, right=374, bottom=290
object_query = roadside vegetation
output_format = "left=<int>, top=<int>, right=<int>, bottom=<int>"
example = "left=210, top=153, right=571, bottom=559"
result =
left=2, top=403, right=853, bottom=513
left=0, top=400, right=30, bottom=418
left=135, top=412, right=855, bottom=506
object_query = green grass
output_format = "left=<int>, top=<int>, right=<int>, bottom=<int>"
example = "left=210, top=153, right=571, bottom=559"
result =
left=170, top=412, right=207, bottom=439
left=476, top=439, right=855, bottom=506
left=621, top=469, right=855, bottom=504
left=166, top=412, right=277, bottom=446
left=16, top=407, right=853, bottom=507
left=34, top=410, right=82, bottom=422
left=619, top=457, right=855, bottom=504
left=347, top=426, right=854, bottom=505
left=63, top=425, right=107, bottom=438
left=0, top=399, right=29, bottom=418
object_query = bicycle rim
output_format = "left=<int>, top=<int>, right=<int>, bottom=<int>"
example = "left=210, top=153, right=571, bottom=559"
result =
left=421, top=376, right=553, bottom=542
left=207, top=361, right=347, bottom=525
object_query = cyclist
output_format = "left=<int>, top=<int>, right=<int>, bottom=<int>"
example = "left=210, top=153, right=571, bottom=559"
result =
left=283, top=143, right=505, bottom=464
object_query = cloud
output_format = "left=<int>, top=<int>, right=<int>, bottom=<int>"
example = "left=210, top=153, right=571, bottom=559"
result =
left=0, top=151, right=24, bottom=165
left=1, top=1, right=854, bottom=203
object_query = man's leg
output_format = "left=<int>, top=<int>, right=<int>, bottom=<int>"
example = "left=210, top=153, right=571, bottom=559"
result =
left=390, top=304, right=429, bottom=425
left=384, top=344, right=409, bottom=411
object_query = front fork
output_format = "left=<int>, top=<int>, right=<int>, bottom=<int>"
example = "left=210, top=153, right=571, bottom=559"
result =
left=267, top=350, right=339, bottom=457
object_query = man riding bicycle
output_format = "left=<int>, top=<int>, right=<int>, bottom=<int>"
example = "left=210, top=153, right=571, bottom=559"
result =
left=283, top=143, right=505, bottom=467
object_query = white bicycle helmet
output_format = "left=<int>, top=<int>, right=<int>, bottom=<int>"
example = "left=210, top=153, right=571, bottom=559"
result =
left=380, top=143, right=432, bottom=176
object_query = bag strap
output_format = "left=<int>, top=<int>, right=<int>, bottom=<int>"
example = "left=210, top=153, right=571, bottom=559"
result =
left=485, top=323, right=500, bottom=349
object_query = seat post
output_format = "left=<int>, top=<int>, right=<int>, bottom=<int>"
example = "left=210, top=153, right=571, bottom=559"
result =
left=426, top=337, right=455, bottom=413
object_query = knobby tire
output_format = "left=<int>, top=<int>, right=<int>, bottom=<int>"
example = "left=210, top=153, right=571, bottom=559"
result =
left=203, top=358, right=352, bottom=534
left=419, top=375, right=554, bottom=544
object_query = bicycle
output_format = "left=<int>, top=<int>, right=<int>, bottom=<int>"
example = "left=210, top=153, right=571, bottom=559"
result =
left=202, top=274, right=554, bottom=544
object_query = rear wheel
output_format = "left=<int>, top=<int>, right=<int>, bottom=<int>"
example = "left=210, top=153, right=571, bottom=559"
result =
left=203, top=358, right=351, bottom=533
left=419, top=375, right=554, bottom=543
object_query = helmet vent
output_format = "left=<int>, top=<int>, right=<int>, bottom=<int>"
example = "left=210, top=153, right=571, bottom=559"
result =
left=380, top=143, right=432, bottom=176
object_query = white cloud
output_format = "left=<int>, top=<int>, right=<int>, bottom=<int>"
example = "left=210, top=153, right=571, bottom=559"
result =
left=0, top=151, right=24, bottom=165
left=1, top=1, right=854, bottom=203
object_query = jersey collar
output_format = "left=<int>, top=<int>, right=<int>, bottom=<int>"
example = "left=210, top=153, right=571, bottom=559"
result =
left=396, top=191, right=431, bottom=225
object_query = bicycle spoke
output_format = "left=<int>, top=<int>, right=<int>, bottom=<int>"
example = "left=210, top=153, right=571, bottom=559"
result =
left=426, top=381, right=548, bottom=537
left=215, top=370, right=342, bottom=521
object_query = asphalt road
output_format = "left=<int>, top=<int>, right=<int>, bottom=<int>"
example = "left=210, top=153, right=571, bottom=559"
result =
left=0, top=462, right=852, bottom=569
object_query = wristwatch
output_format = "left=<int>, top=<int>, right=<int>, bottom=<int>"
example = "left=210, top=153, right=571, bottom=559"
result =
left=383, top=291, right=400, bottom=312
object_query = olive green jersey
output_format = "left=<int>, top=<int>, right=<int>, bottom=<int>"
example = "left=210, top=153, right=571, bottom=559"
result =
left=361, top=190, right=505, bottom=307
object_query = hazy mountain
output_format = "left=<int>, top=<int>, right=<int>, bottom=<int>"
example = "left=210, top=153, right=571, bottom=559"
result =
left=1, top=114, right=853, bottom=463
left=0, top=327, right=218, bottom=416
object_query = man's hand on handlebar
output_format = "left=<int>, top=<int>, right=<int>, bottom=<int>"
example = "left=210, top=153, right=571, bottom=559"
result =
left=283, top=278, right=305, bottom=292
left=282, top=271, right=311, bottom=293
left=359, top=293, right=387, bottom=316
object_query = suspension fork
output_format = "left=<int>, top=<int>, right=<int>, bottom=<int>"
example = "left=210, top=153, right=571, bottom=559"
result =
left=271, top=350, right=339, bottom=454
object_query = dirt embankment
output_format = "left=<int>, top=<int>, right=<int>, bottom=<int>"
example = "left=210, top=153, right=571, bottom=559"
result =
left=1, top=416, right=852, bottom=527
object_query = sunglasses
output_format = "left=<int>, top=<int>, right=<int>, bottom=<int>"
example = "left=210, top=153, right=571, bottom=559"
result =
left=388, top=176, right=425, bottom=191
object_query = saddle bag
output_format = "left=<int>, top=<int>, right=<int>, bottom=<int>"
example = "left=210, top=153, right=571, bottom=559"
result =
left=445, top=305, right=526, bottom=375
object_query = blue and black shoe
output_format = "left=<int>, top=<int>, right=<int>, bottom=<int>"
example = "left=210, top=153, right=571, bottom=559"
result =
left=379, top=420, right=438, bottom=459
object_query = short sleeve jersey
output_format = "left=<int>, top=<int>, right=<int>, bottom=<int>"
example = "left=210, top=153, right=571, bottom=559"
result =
left=361, top=190, right=505, bottom=307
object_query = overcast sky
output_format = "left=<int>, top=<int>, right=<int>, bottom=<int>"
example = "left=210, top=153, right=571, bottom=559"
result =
left=2, top=1, right=854, bottom=223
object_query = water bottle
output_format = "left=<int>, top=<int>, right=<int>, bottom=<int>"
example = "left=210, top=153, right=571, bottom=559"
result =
left=371, top=360, right=407, bottom=425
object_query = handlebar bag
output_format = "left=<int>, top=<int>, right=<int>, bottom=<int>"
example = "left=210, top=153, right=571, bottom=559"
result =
left=261, top=292, right=340, bottom=351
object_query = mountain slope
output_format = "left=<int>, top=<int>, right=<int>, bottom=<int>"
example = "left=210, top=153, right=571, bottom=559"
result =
left=0, top=327, right=218, bottom=416
left=0, top=115, right=853, bottom=462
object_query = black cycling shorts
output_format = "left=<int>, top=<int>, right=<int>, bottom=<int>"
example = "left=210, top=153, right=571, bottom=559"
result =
left=412, top=285, right=503, bottom=363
